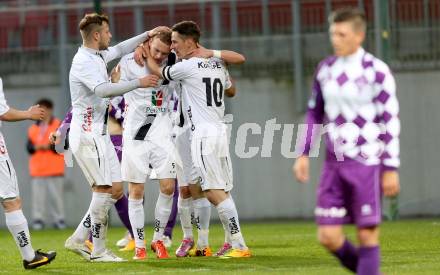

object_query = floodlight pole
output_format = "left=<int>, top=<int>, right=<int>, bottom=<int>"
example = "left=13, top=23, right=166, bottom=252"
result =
left=374, top=0, right=398, bottom=221
left=57, top=0, right=70, bottom=116
left=94, top=0, right=102, bottom=14
left=292, top=0, right=305, bottom=113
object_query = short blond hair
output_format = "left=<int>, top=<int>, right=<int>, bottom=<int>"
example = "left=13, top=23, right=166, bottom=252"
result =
left=151, top=29, right=172, bottom=46
left=79, top=13, right=109, bottom=40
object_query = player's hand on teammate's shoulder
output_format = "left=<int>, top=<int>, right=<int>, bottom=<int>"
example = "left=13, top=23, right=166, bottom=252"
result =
left=110, top=64, right=121, bottom=83
left=293, top=155, right=310, bottom=183
left=27, top=104, right=45, bottom=121
left=189, top=44, right=212, bottom=59
left=381, top=170, right=400, bottom=197
left=139, top=74, right=159, bottom=88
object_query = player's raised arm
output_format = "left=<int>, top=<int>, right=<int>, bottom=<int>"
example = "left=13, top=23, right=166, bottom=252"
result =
left=189, top=44, right=246, bottom=65
left=103, top=26, right=170, bottom=63
left=94, top=75, right=159, bottom=98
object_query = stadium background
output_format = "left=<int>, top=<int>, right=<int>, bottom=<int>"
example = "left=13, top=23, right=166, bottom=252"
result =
left=0, top=0, right=438, bottom=228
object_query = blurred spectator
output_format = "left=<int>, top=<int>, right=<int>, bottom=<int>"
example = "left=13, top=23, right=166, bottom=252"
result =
left=26, top=98, right=65, bottom=230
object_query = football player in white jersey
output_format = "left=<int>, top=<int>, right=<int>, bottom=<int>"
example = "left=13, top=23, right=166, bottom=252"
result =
left=122, top=28, right=246, bottom=259
left=64, top=13, right=165, bottom=262
left=119, top=29, right=177, bottom=260
left=0, top=78, right=56, bottom=269
left=139, top=42, right=245, bottom=258
left=145, top=21, right=251, bottom=258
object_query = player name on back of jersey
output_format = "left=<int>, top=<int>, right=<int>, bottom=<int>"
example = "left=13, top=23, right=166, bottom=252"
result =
left=197, top=59, right=223, bottom=70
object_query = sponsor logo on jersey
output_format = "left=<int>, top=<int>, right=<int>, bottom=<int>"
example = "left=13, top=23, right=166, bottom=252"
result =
left=17, top=231, right=29, bottom=247
left=0, top=138, right=7, bottom=155
left=147, top=91, right=168, bottom=114
left=82, top=106, right=93, bottom=132
left=146, top=106, right=168, bottom=114
left=151, top=91, right=163, bottom=107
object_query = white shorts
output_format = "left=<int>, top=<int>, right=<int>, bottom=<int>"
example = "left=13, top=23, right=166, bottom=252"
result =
left=0, top=158, right=19, bottom=201
left=190, top=129, right=233, bottom=192
left=174, top=126, right=197, bottom=187
left=121, top=136, right=176, bottom=183
left=71, top=133, right=121, bottom=187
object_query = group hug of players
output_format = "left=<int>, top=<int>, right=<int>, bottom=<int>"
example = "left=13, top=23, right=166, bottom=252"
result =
left=0, top=7, right=399, bottom=275
left=51, top=15, right=251, bottom=262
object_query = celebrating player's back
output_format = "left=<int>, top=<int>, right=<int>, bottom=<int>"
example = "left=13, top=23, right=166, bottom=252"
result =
left=146, top=21, right=251, bottom=258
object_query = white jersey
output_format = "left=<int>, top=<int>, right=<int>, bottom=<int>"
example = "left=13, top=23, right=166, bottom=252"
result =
left=162, top=57, right=232, bottom=136
left=0, top=78, right=10, bottom=161
left=120, top=52, right=176, bottom=140
left=69, top=46, right=118, bottom=139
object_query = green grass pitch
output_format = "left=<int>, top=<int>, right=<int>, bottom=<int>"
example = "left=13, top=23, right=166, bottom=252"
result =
left=1, top=219, right=440, bottom=274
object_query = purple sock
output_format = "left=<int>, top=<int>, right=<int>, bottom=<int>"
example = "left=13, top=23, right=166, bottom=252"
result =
left=358, top=246, right=380, bottom=275
left=114, top=195, right=134, bottom=238
left=332, top=239, right=358, bottom=272
left=164, top=180, right=179, bottom=238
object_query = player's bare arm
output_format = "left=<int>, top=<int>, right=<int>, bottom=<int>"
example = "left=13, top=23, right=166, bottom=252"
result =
left=293, top=155, right=309, bottom=183
left=189, top=44, right=246, bottom=65
left=382, top=170, right=400, bottom=197
left=110, top=64, right=121, bottom=83
left=225, top=77, right=237, bottom=97
left=104, top=26, right=171, bottom=63
left=143, top=43, right=164, bottom=78
left=0, top=105, right=44, bottom=122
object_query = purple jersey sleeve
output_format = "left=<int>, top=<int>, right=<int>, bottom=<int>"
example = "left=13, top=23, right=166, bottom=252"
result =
left=57, top=107, right=72, bottom=137
left=302, top=61, right=328, bottom=155
left=373, top=64, right=400, bottom=170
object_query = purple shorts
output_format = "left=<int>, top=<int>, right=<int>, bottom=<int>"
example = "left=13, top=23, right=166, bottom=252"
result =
left=315, top=159, right=381, bottom=228
left=110, top=135, right=123, bottom=163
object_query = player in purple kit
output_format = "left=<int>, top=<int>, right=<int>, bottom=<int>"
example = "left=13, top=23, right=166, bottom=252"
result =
left=293, top=8, right=400, bottom=275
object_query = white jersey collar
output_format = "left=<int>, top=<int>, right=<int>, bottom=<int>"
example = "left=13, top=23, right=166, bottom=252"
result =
left=341, top=47, right=365, bottom=63
left=79, top=46, right=101, bottom=57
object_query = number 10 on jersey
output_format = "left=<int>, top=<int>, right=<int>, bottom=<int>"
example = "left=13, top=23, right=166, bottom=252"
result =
left=203, top=77, right=223, bottom=107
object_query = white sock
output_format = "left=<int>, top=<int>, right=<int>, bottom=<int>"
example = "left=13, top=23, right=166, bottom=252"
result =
left=216, top=198, right=247, bottom=249
left=72, top=209, right=92, bottom=243
left=128, top=198, right=145, bottom=248
left=178, top=196, right=193, bottom=239
left=193, top=197, right=211, bottom=249
left=5, top=210, right=35, bottom=261
left=90, top=192, right=112, bottom=256
left=220, top=196, right=236, bottom=244
left=153, top=192, right=173, bottom=241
